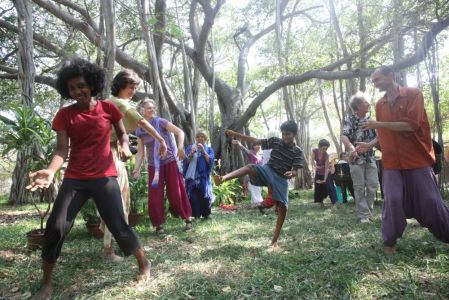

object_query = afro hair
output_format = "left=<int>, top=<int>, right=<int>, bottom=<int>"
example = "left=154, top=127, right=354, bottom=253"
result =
left=56, top=58, right=106, bottom=99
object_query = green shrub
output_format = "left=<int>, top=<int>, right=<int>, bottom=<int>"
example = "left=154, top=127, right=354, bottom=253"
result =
left=129, top=170, right=148, bottom=214
left=212, top=178, right=245, bottom=205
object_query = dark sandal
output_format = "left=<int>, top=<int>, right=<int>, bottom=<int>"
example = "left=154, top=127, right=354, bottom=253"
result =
left=156, top=227, right=165, bottom=236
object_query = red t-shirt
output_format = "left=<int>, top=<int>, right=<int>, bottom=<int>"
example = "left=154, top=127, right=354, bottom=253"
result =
left=52, top=100, right=123, bottom=179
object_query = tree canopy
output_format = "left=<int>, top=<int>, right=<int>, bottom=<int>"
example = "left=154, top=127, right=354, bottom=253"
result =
left=1, top=0, right=449, bottom=203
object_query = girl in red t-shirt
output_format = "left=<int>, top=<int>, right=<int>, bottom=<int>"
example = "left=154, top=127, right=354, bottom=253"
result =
left=26, top=58, right=150, bottom=299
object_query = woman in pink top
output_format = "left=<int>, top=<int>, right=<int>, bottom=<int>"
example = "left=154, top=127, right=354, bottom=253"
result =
left=312, top=139, right=338, bottom=207
left=233, top=140, right=264, bottom=207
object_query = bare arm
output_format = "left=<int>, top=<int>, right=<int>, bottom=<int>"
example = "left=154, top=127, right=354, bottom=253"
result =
left=133, top=138, right=145, bottom=179
left=225, top=129, right=261, bottom=145
left=361, top=119, right=414, bottom=132
left=26, top=130, right=69, bottom=191
left=165, top=122, right=185, bottom=159
left=232, top=140, right=250, bottom=154
left=341, top=135, right=358, bottom=162
left=113, top=119, right=132, bottom=161
left=323, top=159, right=329, bottom=181
left=137, top=119, right=167, bottom=157
left=340, top=135, right=355, bottom=152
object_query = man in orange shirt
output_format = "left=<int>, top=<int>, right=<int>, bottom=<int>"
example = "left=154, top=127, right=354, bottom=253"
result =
left=358, top=66, right=449, bottom=254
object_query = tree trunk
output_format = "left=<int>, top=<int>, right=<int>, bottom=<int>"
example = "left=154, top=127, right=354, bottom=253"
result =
left=425, top=43, right=444, bottom=150
left=356, top=0, right=367, bottom=91
left=275, top=0, right=294, bottom=122
left=137, top=0, right=170, bottom=119
left=414, top=29, right=423, bottom=89
left=332, top=80, right=342, bottom=126
left=328, top=0, right=355, bottom=96
left=175, top=0, right=196, bottom=138
left=393, top=0, right=407, bottom=86
left=318, top=80, right=341, bottom=153
left=10, top=0, right=35, bottom=205
left=100, top=0, right=115, bottom=98
left=96, top=1, right=104, bottom=66
left=208, top=34, right=216, bottom=147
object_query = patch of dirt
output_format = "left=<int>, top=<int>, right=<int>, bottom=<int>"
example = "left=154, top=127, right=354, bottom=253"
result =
left=0, top=211, right=36, bottom=225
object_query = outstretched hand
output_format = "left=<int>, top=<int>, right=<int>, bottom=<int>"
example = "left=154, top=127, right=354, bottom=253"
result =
left=26, top=170, right=55, bottom=191
left=225, top=129, right=237, bottom=139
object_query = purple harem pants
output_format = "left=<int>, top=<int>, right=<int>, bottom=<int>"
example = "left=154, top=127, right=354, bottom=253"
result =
left=382, top=167, right=449, bottom=246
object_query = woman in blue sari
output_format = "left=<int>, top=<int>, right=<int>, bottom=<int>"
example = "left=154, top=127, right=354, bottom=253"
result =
left=183, top=129, right=215, bottom=219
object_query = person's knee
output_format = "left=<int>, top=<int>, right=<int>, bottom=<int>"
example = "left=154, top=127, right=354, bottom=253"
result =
left=45, top=219, right=66, bottom=241
left=366, top=185, right=378, bottom=194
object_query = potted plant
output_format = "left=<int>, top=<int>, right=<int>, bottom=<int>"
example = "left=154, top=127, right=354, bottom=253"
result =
left=128, top=170, right=147, bottom=227
left=0, top=105, right=59, bottom=250
left=80, top=199, right=104, bottom=238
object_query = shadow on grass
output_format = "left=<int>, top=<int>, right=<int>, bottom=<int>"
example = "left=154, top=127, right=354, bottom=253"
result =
left=2, top=190, right=449, bottom=299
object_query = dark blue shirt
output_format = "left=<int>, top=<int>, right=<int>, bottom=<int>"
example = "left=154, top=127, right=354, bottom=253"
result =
left=260, top=137, right=304, bottom=178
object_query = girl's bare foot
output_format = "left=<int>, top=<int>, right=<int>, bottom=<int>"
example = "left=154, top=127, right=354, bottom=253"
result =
left=35, top=284, right=53, bottom=300
left=137, top=259, right=151, bottom=282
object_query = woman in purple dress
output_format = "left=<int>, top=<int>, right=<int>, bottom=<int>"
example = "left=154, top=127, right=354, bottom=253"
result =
left=133, top=98, right=193, bottom=235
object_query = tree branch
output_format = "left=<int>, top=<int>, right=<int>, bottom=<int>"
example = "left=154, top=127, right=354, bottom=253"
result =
left=231, top=17, right=449, bottom=131
left=53, top=0, right=99, bottom=31
left=0, top=19, right=68, bottom=58
left=0, top=65, right=56, bottom=88
left=237, top=6, right=322, bottom=92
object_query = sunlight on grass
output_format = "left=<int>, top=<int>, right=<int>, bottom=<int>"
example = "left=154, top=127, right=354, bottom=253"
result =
left=1, top=191, right=449, bottom=299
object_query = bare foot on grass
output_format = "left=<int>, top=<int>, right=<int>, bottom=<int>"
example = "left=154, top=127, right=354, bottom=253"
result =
left=270, top=241, right=281, bottom=252
left=35, top=284, right=53, bottom=300
left=103, top=252, right=124, bottom=262
left=383, top=245, right=397, bottom=255
left=103, top=247, right=124, bottom=262
left=137, top=259, right=151, bottom=282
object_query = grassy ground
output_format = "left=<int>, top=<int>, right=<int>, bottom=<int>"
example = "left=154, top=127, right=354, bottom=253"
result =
left=1, top=191, right=449, bottom=299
